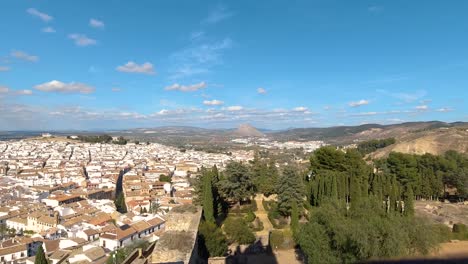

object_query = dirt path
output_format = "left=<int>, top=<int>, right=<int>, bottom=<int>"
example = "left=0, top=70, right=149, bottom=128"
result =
left=433, top=241, right=468, bottom=258
left=255, top=194, right=274, bottom=232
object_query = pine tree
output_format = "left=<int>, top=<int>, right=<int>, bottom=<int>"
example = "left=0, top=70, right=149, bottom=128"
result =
left=35, top=244, right=48, bottom=264
left=277, top=166, right=305, bottom=215
left=218, top=161, right=255, bottom=205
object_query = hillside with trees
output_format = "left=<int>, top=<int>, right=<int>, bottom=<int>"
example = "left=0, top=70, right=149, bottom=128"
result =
left=193, top=146, right=468, bottom=263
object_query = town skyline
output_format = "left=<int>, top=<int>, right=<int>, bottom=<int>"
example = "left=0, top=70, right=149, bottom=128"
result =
left=1, top=1, right=467, bottom=130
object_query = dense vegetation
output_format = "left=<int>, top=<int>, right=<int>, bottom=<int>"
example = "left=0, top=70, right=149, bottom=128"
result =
left=356, top=137, right=396, bottom=155
left=297, top=199, right=441, bottom=263
left=74, top=134, right=128, bottom=145
left=375, top=150, right=468, bottom=199
left=194, top=146, right=468, bottom=263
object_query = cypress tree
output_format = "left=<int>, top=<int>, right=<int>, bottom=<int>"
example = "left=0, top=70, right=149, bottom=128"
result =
left=350, top=176, right=361, bottom=206
left=202, top=173, right=215, bottom=222
left=331, top=173, right=338, bottom=200
left=404, top=186, right=415, bottom=216
left=115, top=192, right=127, bottom=213
left=35, top=245, right=48, bottom=264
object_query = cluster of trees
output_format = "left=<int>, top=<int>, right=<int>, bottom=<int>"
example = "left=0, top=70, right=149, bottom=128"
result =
left=296, top=199, right=442, bottom=263
left=375, top=151, right=468, bottom=199
left=356, top=137, right=396, bottom=155
left=296, top=146, right=468, bottom=263
left=195, top=166, right=228, bottom=258
left=74, top=134, right=128, bottom=145
left=195, top=159, right=305, bottom=258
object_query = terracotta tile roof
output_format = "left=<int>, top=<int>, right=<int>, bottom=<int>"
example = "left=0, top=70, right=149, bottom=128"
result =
left=131, top=220, right=151, bottom=233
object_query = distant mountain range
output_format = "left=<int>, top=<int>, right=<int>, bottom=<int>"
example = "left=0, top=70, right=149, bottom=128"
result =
left=2, top=121, right=467, bottom=156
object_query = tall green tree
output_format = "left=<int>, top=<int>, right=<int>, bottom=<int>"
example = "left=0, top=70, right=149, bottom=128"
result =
left=218, top=161, right=255, bottom=205
left=290, top=200, right=299, bottom=238
left=277, top=165, right=305, bottom=215
left=115, top=192, right=127, bottom=213
left=404, top=185, right=415, bottom=216
left=35, top=245, right=48, bottom=264
left=198, top=221, right=228, bottom=257
left=202, top=172, right=215, bottom=222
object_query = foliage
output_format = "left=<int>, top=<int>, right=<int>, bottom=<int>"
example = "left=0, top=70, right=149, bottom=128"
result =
left=453, top=223, right=467, bottom=234
left=250, top=153, right=279, bottom=196
left=290, top=200, right=299, bottom=238
left=115, top=192, right=127, bottom=213
left=376, top=151, right=468, bottom=199
left=218, top=161, right=255, bottom=204
left=194, top=166, right=225, bottom=219
left=106, top=240, right=149, bottom=264
left=223, top=217, right=255, bottom=245
left=77, top=134, right=113, bottom=143
left=202, top=170, right=215, bottom=222
left=244, top=210, right=256, bottom=222
left=35, top=245, right=49, bottom=264
left=159, top=174, right=172, bottom=183
left=198, top=221, right=228, bottom=257
left=276, top=165, right=305, bottom=216
left=357, top=138, right=396, bottom=155
left=76, top=134, right=128, bottom=145
left=296, top=199, right=443, bottom=263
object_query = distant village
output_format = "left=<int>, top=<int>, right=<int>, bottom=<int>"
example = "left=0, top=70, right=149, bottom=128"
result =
left=0, top=136, right=254, bottom=263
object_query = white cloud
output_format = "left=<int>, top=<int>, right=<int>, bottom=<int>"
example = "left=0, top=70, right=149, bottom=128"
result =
left=203, top=99, right=224, bottom=106
left=349, top=99, right=369, bottom=107
left=377, top=89, right=427, bottom=103
left=111, top=87, right=122, bottom=92
left=169, top=38, right=232, bottom=79
left=225, top=106, right=243, bottom=111
left=34, top=80, right=95, bottom=94
left=0, top=86, right=9, bottom=93
left=415, top=105, right=429, bottom=111
left=116, top=61, right=155, bottom=75
left=68, top=34, right=97, bottom=46
left=42, top=27, right=55, bottom=33
left=16, top=89, right=33, bottom=95
left=0, top=66, right=10, bottom=72
left=293, top=106, right=308, bottom=112
left=436, top=107, right=454, bottom=113
left=11, top=50, right=39, bottom=62
left=157, top=109, right=169, bottom=115
left=27, top=8, right=53, bottom=22
left=257, top=87, right=267, bottom=94
left=89, top=18, right=105, bottom=29
left=202, top=5, right=233, bottom=24
left=350, top=112, right=378, bottom=117
left=165, top=82, right=206, bottom=92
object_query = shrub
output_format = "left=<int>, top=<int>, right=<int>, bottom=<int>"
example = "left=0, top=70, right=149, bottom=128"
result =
left=453, top=223, right=467, bottom=234
left=223, top=217, right=256, bottom=245
left=245, top=210, right=256, bottom=222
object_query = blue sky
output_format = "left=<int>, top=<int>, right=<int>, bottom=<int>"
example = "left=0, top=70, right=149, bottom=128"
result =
left=0, top=0, right=467, bottom=130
